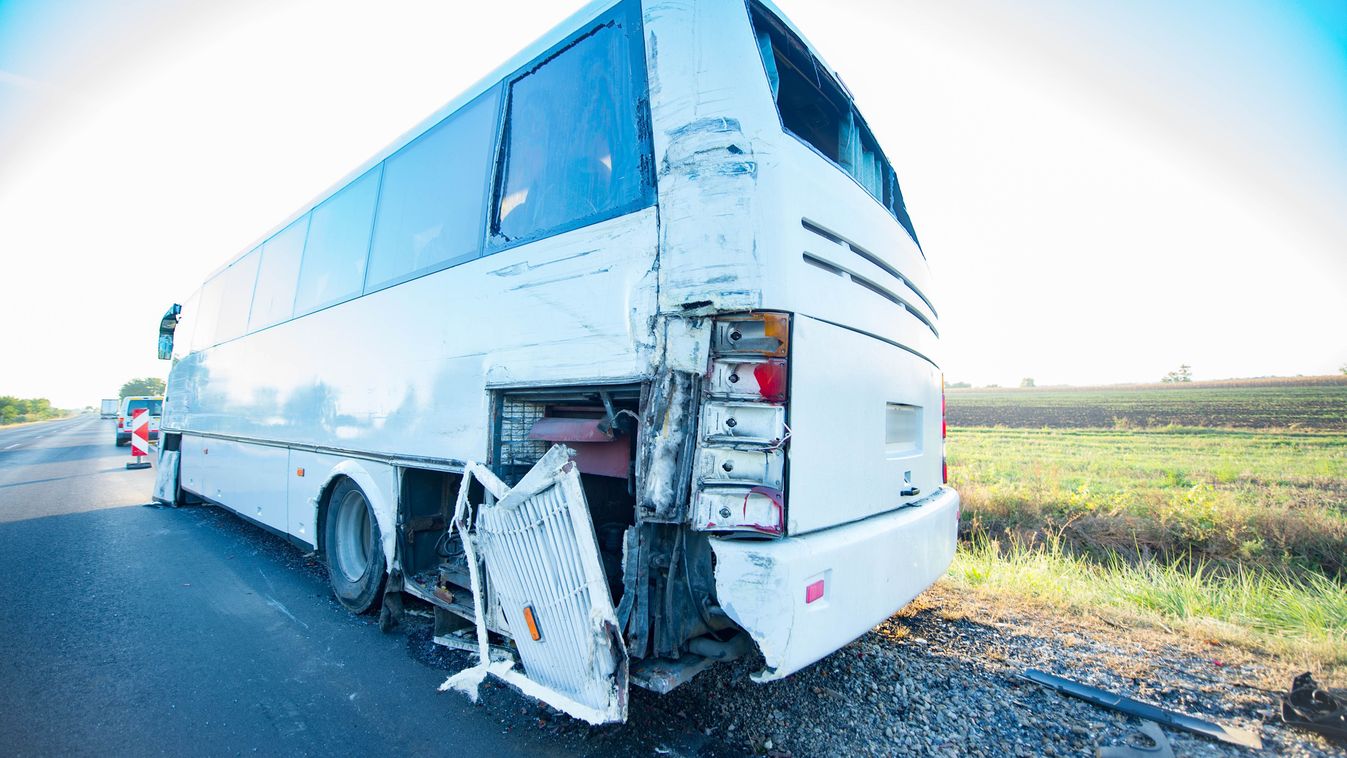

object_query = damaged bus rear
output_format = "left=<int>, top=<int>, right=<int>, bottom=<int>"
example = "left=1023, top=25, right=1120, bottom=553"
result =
left=154, top=0, right=957, bottom=724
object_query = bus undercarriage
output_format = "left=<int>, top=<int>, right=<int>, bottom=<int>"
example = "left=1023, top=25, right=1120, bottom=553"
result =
left=388, top=369, right=743, bottom=722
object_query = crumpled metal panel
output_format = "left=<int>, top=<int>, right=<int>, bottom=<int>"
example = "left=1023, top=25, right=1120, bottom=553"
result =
left=152, top=449, right=179, bottom=504
left=441, top=446, right=628, bottom=724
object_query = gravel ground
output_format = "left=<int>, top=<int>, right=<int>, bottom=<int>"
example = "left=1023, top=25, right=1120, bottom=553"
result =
left=416, top=580, right=1345, bottom=757
left=638, top=583, right=1345, bottom=757
left=198, top=505, right=1344, bottom=756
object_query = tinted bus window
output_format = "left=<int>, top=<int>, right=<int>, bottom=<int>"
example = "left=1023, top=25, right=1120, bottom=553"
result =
left=294, top=166, right=381, bottom=315
left=248, top=214, right=309, bottom=331
left=213, top=249, right=261, bottom=344
left=493, top=20, right=643, bottom=244
left=750, top=2, right=920, bottom=246
left=365, top=89, right=500, bottom=293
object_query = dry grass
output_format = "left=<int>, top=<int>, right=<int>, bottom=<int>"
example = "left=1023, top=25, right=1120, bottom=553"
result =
left=938, top=384, right=1347, bottom=680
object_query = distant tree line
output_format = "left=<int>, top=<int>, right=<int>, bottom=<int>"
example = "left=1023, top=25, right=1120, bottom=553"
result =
left=119, top=377, right=166, bottom=398
left=0, top=396, right=67, bottom=425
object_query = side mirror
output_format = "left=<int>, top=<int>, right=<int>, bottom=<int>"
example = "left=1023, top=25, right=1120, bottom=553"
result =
left=158, top=303, right=182, bottom=360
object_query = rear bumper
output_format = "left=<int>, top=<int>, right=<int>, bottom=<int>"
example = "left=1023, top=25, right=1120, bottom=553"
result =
left=709, top=486, right=959, bottom=681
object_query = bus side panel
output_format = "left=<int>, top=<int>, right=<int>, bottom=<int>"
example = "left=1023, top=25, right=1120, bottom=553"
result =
left=284, top=450, right=397, bottom=556
left=286, top=449, right=344, bottom=549
left=179, top=434, right=207, bottom=499
left=180, top=436, right=289, bottom=534
left=167, top=209, right=658, bottom=463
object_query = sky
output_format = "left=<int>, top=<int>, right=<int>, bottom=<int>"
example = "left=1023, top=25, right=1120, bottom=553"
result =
left=0, top=0, right=1344, bottom=407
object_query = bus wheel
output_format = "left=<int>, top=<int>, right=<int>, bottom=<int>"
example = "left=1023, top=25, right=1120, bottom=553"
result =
left=324, top=478, right=386, bottom=613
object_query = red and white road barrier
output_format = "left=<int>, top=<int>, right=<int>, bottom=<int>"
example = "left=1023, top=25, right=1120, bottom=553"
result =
left=127, top=408, right=152, bottom=469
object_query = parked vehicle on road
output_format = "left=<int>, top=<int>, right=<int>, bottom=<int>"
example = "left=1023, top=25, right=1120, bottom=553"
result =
left=153, top=0, right=957, bottom=723
left=115, top=396, right=162, bottom=446
left=100, top=399, right=119, bottom=419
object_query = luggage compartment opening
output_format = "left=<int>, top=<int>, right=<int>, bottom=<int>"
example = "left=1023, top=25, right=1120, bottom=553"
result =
left=398, top=468, right=486, bottom=613
left=491, top=384, right=642, bottom=606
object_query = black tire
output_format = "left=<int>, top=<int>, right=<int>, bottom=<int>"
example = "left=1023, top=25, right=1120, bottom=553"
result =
left=115, top=434, right=130, bottom=447
left=323, top=478, right=386, bottom=613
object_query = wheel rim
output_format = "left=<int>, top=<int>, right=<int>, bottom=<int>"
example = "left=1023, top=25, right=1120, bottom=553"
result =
left=333, top=489, right=374, bottom=583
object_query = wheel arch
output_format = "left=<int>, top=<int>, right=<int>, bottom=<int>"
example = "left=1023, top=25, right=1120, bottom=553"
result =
left=312, top=459, right=398, bottom=574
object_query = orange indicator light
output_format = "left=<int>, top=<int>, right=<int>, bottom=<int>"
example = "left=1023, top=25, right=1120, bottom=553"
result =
left=760, top=313, right=790, bottom=356
left=523, top=605, right=541, bottom=641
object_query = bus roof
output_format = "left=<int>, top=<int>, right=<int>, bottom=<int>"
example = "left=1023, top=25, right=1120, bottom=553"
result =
left=203, top=0, right=624, bottom=283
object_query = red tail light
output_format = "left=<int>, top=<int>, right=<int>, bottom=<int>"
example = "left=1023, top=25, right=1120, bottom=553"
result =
left=941, top=376, right=948, bottom=483
left=118, top=418, right=124, bottom=429
left=941, top=375, right=947, bottom=440
left=752, top=361, right=787, bottom=402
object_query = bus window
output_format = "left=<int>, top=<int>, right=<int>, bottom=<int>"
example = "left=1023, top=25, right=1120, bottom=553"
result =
left=248, top=214, right=308, bottom=332
left=493, top=20, right=643, bottom=244
left=213, top=248, right=261, bottom=344
left=364, top=89, right=500, bottom=293
left=750, top=1, right=920, bottom=246
left=173, top=291, right=199, bottom=360
left=294, top=166, right=381, bottom=316
left=191, top=277, right=223, bottom=353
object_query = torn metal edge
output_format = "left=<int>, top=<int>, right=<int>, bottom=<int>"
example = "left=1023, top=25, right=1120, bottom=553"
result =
left=437, top=451, right=628, bottom=725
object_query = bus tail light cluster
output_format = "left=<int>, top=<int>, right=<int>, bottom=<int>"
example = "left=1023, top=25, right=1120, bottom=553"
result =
left=691, top=313, right=790, bottom=536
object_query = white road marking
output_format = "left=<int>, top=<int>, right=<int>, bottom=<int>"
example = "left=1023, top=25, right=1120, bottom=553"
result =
left=4, top=443, right=19, bottom=449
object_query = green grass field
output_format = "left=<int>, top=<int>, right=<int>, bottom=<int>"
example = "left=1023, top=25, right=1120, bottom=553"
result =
left=944, top=378, right=1347, bottom=666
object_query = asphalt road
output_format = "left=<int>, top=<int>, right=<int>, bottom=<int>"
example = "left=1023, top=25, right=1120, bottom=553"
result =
left=0, top=415, right=727, bottom=757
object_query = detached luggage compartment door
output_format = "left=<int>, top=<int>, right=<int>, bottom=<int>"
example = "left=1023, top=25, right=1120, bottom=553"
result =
left=473, top=445, right=628, bottom=723
left=787, top=316, right=943, bottom=534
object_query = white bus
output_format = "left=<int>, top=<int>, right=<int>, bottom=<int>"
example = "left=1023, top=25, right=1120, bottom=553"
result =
left=155, top=0, right=958, bottom=723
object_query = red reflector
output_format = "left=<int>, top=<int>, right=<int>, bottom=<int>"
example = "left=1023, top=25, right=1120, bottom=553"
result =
left=805, top=579, right=825, bottom=604
left=753, top=361, right=787, bottom=402
left=943, top=456, right=948, bottom=484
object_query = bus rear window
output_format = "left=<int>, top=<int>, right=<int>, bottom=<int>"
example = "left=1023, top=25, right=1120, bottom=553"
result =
left=749, top=2, right=920, bottom=247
